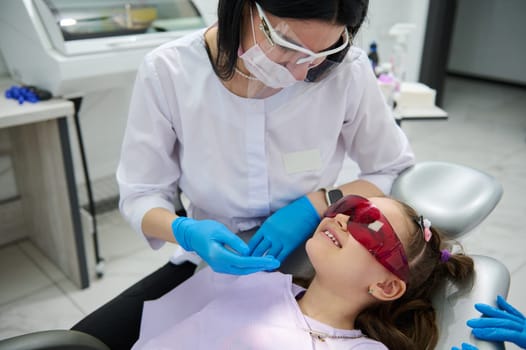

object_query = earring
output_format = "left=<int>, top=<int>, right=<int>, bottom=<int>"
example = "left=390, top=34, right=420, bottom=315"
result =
left=368, top=288, right=374, bottom=295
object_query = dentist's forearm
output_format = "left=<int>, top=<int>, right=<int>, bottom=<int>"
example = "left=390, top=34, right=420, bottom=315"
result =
left=142, top=207, right=179, bottom=243
left=307, top=179, right=384, bottom=217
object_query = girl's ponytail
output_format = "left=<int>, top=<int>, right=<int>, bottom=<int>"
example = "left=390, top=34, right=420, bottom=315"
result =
left=440, top=248, right=474, bottom=282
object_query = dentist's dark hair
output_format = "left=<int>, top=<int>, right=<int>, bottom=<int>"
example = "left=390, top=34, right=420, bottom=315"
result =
left=211, top=0, right=369, bottom=80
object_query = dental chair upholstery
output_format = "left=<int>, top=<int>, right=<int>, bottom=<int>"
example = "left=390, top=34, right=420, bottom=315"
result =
left=391, top=161, right=503, bottom=239
left=392, top=161, right=509, bottom=350
left=0, top=330, right=110, bottom=350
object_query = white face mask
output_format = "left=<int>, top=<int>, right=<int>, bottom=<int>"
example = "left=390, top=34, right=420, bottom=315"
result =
left=238, top=7, right=298, bottom=89
left=239, top=45, right=298, bottom=89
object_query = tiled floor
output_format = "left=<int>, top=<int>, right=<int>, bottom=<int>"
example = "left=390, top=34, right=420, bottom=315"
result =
left=0, top=76, right=525, bottom=349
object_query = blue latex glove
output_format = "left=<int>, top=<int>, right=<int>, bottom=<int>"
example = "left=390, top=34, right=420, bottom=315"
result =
left=172, top=217, right=280, bottom=275
left=467, top=295, right=526, bottom=348
left=248, top=196, right=320, bottom=262
left=451, top=343, right=479, bottom=350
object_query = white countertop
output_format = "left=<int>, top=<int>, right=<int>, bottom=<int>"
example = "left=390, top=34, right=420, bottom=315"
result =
left=393, top=105, right=448, bottom=119
left=0, top=78, right=74, bottom=128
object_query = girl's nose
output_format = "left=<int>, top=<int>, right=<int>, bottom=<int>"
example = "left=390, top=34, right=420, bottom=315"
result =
left=334, top=213, right=349, bottom=230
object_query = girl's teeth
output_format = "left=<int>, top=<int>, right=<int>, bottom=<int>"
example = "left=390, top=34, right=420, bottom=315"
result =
left=323, top=230, right=341, bottom=247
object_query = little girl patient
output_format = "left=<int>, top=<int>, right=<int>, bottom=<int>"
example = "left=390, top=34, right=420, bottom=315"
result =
left=133, top=195, right=474, bottom=350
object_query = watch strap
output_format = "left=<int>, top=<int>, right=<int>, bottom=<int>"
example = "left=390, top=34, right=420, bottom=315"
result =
left=322, top=188, right=344, bottom=206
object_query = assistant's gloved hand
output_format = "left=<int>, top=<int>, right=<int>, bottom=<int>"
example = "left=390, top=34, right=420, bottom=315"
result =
left=451, top=343, right=479, bottom=350
left=467, top=295, right=526, bottom=348
left=172, top=217, right=280, bottom=275
left=248, top=196, right=320, bottom=262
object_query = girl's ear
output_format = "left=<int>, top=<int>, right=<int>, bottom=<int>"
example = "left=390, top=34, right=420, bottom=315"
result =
left=368, top=278, right=406, bottom=301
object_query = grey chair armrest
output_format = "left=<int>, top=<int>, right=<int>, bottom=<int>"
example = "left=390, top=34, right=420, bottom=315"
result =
left=0, top=330, right=110, bottom=350
left=433, top=255, right=510, bottom=350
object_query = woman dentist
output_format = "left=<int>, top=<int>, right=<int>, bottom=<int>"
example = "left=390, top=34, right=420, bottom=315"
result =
left=72, top=0, right=415, bottom=348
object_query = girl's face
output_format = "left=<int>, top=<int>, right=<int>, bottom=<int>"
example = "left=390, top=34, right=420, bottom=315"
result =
left=306, top=197, right=411, bottom=293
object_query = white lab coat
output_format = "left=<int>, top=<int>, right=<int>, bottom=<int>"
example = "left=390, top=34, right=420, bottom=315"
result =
left=117, top=28, right=415, bottom=249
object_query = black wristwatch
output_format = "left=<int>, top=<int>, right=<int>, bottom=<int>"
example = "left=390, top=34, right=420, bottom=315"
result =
left=323, top=188, right=344, bottom=206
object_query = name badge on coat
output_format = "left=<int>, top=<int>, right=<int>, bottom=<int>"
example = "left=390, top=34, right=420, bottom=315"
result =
left=282, top=149, right=322, bottom=174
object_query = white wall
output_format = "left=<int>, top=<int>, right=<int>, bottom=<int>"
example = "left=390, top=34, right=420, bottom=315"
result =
left=0, top=54, right=7, bottom=75
left=0, top=53, right=18, bottom=201
left=448, top=0, right=526, bottom=85
left=358, top=0, right=429, bottom=82
left=67, top=86, right=132, bottom=185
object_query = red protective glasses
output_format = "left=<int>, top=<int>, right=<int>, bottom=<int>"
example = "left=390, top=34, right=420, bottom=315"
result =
left=324, top=195, right=410, bottom=281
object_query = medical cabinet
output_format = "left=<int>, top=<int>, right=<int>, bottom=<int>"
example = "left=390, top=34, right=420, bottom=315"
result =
left=0, top=0, right=217, bottom=96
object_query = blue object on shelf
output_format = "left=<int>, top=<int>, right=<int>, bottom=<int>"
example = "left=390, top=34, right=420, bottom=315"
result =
left=4, top=85, right=52, bottom=104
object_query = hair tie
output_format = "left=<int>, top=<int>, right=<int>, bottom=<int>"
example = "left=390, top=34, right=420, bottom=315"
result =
left=440, top=249, right=451, bottom=263
left=423, top=218, right=432, bottom=242
left=415, top=216, right=432, bottom=242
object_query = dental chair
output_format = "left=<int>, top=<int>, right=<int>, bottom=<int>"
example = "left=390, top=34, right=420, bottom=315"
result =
left=0, top=330, right=109, bottom=350
left=392, top=161, right=509, bottom=350
left=0, top=161, right=509, bottom=350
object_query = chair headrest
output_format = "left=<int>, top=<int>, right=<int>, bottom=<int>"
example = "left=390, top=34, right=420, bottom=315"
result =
left=391, top=161, right=503, bottom=238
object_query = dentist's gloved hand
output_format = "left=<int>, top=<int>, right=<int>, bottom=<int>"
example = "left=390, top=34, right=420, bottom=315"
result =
left=248, top=196, right=320, bottom=262
left=467, top=295, right=526, bottom=349
left=451, top=343, right=479, bottom=350
left=172, top=217, right=280, bottom=275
